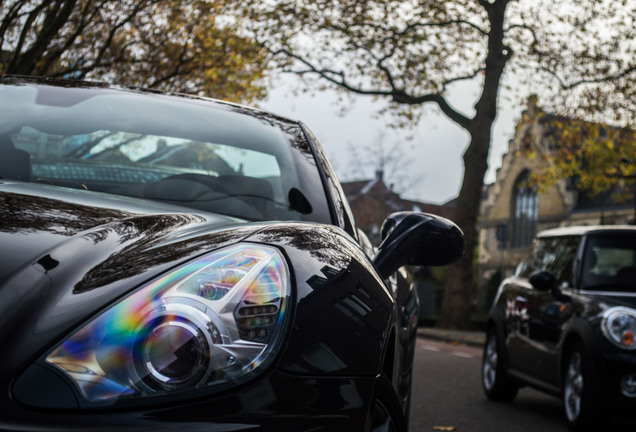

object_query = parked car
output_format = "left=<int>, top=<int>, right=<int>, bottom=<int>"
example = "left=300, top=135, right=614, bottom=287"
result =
left=482, top=225, right=636, bottom=430
left=0, top=75, right=464, bottom=431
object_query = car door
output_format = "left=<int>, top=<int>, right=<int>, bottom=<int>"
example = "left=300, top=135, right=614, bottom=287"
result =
left=500, top=276, right=535, bottom=372
left=521, top=286, right=569, bottom=384
left=516, top=236, right=580, bottom=384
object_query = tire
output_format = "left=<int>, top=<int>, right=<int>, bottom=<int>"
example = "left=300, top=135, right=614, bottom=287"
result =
left=369, top=373, right=408, bottom=432
left=481, top=328, right=519, bottom=401
left=562, top=342, right=599, bottom=431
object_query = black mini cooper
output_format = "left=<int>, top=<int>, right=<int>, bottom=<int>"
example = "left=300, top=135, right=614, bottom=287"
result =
left=483, top=226, right=636, bottom=430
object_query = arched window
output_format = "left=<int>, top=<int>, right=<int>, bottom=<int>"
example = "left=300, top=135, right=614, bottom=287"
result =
left=512, top=171, right=538, bottom=248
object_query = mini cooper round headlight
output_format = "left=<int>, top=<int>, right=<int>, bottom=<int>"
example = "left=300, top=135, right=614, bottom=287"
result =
left=601, top=307, right=636, bottom=350
left=45, top=243, right=290, bottom=403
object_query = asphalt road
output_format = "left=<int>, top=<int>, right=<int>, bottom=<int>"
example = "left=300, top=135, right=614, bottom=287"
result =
left=408, top=338, right=567, bottom=432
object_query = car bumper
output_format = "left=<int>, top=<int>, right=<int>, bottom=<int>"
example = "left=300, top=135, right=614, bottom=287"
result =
left=1, top=371, right=376, bottom=431
left=598, top=350, right=636, bottom=425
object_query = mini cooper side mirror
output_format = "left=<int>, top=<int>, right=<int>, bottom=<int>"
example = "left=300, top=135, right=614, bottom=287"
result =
left=373, top=212, right=465, bottom=279
left=529, top=270, right=556, bottom=292
left=529, top=270, right=571, bottom=302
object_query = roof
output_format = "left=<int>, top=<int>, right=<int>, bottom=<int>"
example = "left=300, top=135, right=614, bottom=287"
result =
left=0, top=74, right=299, bottom=125
left=340, top=173, right=456, bottom=220
left=538, top=225, right=636, bottom=238
left=341, top=179, right=377, bottom=199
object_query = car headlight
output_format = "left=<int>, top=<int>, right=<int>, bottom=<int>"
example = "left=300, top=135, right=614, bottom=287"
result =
left=45, top=243, right=290, bottom=403
left=601, top=307, right=636, bottom=350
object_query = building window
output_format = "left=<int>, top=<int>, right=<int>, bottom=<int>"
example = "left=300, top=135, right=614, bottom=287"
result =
left=512, top=171, right=538, bottom=248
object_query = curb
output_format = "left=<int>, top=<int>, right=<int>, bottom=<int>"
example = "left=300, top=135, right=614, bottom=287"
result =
left=417, top=328, right=485, bottom=347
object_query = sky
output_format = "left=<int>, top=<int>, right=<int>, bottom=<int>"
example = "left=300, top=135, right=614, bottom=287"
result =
left=260, top=75, right=522, bottom=205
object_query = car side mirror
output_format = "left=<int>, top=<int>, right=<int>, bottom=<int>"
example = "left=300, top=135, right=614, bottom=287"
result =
left=529, top=271, right=556, bottom=292
left=529, top=270, right=571, bottom=302
left=373, top=212, right=464, bottom=279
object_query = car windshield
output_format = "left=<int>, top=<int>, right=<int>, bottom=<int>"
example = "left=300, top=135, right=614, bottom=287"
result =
left=0, top=80, right=330, bottom=222
left=516, top=236, right=580, bottom=286
left=581, top=234, right=636, bottom=292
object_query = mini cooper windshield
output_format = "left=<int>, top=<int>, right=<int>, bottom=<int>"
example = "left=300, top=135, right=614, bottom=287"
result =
left=0, top=81, right=328, bottom=222
left=581, top=234, right=636, bottom=292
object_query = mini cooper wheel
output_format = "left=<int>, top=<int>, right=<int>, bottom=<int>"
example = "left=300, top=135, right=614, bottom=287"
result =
left=562, top=342, right=598, bottom=431
left=482, top=328, right=518, bottom=401
left=369, top=374, right=408, bottom=432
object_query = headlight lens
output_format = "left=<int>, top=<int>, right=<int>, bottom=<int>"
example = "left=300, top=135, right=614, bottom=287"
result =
left=46, top=243, right=290, bottom=402
left=601, top=307, right=636, bottom=350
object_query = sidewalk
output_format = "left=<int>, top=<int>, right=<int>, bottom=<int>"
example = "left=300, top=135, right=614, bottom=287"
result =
left=417, top=327, right=485, bottom=347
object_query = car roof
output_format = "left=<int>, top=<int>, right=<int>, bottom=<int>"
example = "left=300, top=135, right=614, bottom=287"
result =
left=0, top=74, right=299, bottom=125
left=538, top=225, right=636, bottom=238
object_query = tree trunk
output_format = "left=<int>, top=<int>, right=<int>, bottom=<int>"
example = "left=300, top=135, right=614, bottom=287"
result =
left=437, top=128, right=492, bottom=329
left=436, top=0, right=511, bottom=329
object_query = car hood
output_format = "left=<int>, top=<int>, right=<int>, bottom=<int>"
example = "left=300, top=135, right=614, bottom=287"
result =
left=0, top=181, right=264, bottom=377
left=583, top=292, right=636, bottom=310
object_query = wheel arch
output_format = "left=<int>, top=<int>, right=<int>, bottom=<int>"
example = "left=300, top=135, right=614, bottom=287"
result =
left=559, top=318, right=605, bottom=429
left=486, top=306, right=509, bottom=361
left=558, top=318, right=600, bottom=388
left=482, top=305, right=519, bottom=401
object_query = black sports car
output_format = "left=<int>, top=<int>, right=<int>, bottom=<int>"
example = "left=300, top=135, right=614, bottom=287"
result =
left=482, top=226, right=636, bottom=430
left=0, top=76, right=464, bottom=431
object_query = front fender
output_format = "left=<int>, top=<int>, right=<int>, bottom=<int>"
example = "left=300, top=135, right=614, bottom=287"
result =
left=246, top=223, right=395, bottom=377
left=558, top=318, right=602, bottom=389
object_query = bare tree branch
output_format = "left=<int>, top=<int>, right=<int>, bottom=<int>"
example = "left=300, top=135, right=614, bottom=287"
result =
left=274, top=46, right=473, bottom=129
left=10, top=0, right=77, bottom=74
left=562, top=67, right=636, bottom=90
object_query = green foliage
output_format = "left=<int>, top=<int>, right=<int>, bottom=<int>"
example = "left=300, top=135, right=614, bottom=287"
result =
left=0, top=0, right=271, bottom=103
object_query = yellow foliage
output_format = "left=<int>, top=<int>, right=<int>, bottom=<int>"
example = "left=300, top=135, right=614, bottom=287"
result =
left=529, top=110, right=636, bottom=200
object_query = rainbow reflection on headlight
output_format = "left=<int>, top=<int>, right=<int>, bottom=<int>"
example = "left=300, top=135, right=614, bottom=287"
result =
left=46, top=243, right=290, bottom=402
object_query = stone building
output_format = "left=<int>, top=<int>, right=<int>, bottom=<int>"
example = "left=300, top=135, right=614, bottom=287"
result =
left=477, top=97, right=635, bottom=311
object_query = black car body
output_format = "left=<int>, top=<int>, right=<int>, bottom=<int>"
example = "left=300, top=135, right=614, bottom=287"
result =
left=0, top=76, right=464, bottom=431
left=483, top=226, right=636, bottom=430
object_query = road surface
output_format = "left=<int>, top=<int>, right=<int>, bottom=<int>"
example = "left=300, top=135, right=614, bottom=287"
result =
left=409, top=337, right=568, bottom=432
